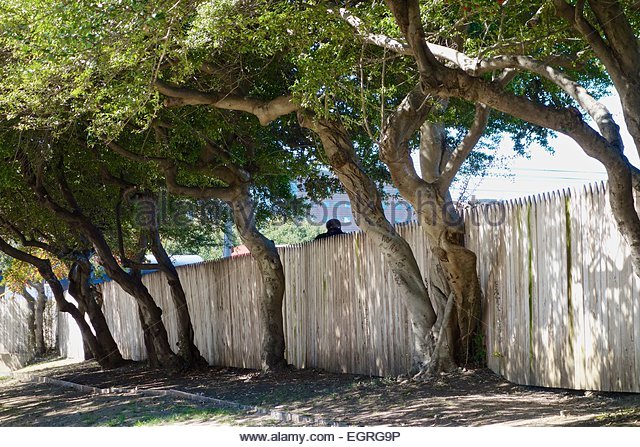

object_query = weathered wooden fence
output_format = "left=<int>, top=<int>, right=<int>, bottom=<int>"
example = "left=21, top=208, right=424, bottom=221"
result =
left=41, top=182, right=640, bottom=391
left=101, top=226, right=431, bottom=376
left=0, top=292, right=32, bottom=371
left=468, top=183, right=640, bottom=392
left=0, top=289, right=58, bottom=371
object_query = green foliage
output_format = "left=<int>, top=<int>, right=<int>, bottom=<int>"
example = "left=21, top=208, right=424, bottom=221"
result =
left=0, top=0, right=186, bottom=137
left=259, top=221, right=323, bottom=246
left=158, top=196, right=227, bottom=260
left=0, top=0, right=626, bottom=270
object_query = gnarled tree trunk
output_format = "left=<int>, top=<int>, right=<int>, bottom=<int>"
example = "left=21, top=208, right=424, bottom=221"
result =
left=142, top=196, right=205, bottom=367
left=298, top=112, right=440, bottom=374
left=30, top=281, right=47, bottom=356
left=230, top=187, right=287, bottom=371
left=378, top=89, right=487, bottom=369
left=22, top=287, right=36, bottom=358
left=68, top=257, right=125, bottom=368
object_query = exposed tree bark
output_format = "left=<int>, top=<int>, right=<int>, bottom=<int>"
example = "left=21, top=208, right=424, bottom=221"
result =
left=230, top=186, right=287, bottom=371
left=31, top=281, right=47, bottom=356
left=127, top=244, right=161, bottom=369
left=68, top=255, right=125, bottom=368
left=155, top=81, right=297, bottom=126
left=553, top=0, right=640, bottom=160
left=137, top=195, right=206, bottom=367
left=297, top=112, right=439, bottom=372
left=166, top=166, right=288, bottom=371
left=22, top=287, right=36, bottom=358
left=378, top=88, right=487, bottom=366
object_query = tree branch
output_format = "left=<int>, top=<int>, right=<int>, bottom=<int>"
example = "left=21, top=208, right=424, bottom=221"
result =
left=552, top=0, right=625, bottom=86
left=380, top=86, right=436, bottom=199
left=163, top=164, right=238, bottom=201
left=438, top=104, right=491, bottom=190
left=586, top=0, right=640, bottom=73
left=155, top=80, right=298, bottom=125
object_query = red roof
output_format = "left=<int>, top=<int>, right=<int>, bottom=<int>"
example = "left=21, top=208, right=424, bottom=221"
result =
left=231, top=245, right=250, bottom=257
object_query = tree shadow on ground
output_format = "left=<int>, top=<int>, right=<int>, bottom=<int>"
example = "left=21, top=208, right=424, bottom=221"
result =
left=28, top=361, right=640, bottom=426
left=0, top=380, right=286, bottom=426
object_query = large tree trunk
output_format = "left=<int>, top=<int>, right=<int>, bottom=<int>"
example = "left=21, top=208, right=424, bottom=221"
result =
left=230, top=188, right=287, bottom=372
left=138, top=304, right=160, bottom=368
left=378, top=90, right=485, bottom=370
left=298, top=113, right=440, bottom=374
left=68, top=258, right=126, bottom=368
left=73, top=295, right=94, bottom=361
left=148, top=244, right=205, bottom=367
left=127, top=263, right=161, bottom=368
left=142, top=197, right=205, bottom=367
left=418, top=120, right=482, bottom=364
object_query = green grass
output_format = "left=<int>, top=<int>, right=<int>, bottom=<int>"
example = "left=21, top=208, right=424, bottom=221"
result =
left=97, top=405, right=237, bottom=427
left=132, top=407, right=236, bottom=426
left=593, top=408, right=640, bottom=426
left=0, top=376, right=11, bottom=381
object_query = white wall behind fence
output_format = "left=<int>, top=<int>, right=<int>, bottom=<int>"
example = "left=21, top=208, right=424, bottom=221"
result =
left=96, top=182, right=640, bottom=391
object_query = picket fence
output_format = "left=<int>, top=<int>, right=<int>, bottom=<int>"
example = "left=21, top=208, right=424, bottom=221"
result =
left=468, top=183, right=640, bottom=392
left=0, top=292, right=33, bottom=370
left=3, top=182, right=639, bottom=391
left=95, top=182, right=640, bottom=391
left=0, top=289, right=58, bottom=371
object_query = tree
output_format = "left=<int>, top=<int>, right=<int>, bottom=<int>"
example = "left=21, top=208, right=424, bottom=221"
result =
left=0, top=128, right=188, bottom=368
left=377, top=0, right=640, bottom=275
left=105, top=108, right=317, bottom=371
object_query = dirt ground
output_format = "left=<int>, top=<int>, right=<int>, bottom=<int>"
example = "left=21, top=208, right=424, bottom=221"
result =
left=1, top=359, right=640, bottom=427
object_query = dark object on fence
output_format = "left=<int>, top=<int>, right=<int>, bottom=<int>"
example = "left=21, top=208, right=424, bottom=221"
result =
left=315, top=219, right=345, bottom=240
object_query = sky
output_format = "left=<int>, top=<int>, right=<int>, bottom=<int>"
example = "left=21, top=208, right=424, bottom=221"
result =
left=446, top=95, right=640, bottom=201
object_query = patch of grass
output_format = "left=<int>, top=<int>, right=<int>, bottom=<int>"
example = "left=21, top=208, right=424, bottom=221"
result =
left=593, top=408, right=640, bottom=426
left=97, top=404, right=237, bottom=427
left=0, top=376, right=11, bottom=381
left=132, top=406, right=235, bottom=426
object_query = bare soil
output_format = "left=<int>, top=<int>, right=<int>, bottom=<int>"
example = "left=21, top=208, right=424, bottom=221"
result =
left=2, top=360, right=640, bottom=426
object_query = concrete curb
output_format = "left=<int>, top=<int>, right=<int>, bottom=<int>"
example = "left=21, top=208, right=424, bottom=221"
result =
left=11, top=372, right=341, bottom=426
